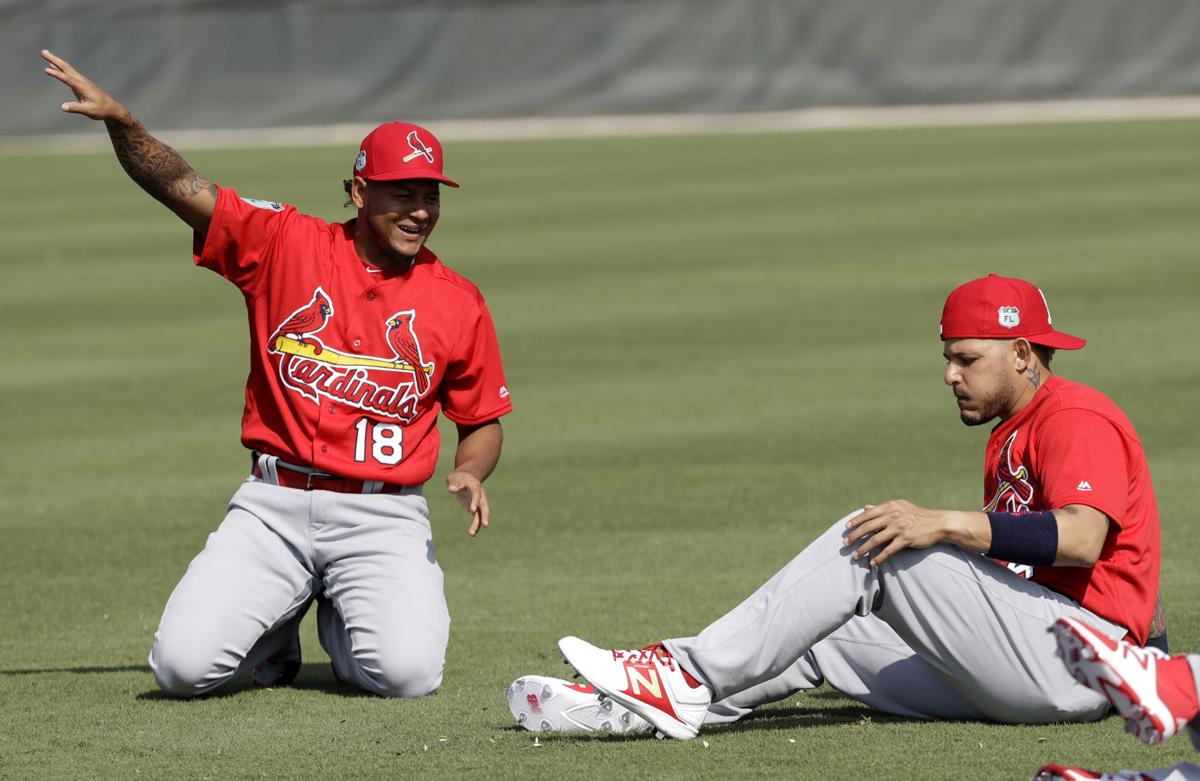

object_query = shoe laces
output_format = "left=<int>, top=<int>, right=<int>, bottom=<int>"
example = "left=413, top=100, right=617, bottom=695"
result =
left=611, top=644, right=676, bottom=671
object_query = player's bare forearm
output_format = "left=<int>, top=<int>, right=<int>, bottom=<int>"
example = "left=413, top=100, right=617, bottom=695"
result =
left=1052, top=504, right=1110, bottom=567
left=104, top=115, right=217, bottom=233
left=451, top=420, right=503, bottom=482
left=42, top=49, right=216, bottom=235
left=447, top=420, right=503, bottom=537
left=939, top=510, right=992, bottom=553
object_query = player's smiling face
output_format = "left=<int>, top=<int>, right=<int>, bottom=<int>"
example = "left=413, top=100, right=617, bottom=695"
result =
left=352, top=177, right=440, bottom=268
left=943, top=338, right=1020, bottom=426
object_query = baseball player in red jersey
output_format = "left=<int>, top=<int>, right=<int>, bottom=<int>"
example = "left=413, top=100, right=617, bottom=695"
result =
left=549, top=274, right=1162, bottom=740
left=44, top=50, right=512, bottom=697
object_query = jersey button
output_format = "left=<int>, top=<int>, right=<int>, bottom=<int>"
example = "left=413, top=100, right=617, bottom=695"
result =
left=353, top=339, right=362, bottom=348
left=327, top=405, right=336, bottom=414
left=366, top=292, right=376, bottom=301
left=320, top=445, right=328, bottom=453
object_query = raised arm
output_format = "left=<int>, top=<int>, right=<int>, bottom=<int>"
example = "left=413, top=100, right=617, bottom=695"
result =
left=42, top=49, right=217, bottom=236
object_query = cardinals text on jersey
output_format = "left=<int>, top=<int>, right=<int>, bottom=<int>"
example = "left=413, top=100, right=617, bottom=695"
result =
left=270, top=288, right=435, bottom=424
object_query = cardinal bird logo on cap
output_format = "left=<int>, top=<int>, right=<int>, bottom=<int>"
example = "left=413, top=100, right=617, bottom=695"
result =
left=403, top=131, right=435, bottom=164
left=274, top=289, right=333, bottom=355
left=386, top=310, right=432, bottom=396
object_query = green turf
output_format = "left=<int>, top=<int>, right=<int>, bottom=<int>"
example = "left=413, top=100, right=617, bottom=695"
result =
left=2, top=119, right=1199, bottom=779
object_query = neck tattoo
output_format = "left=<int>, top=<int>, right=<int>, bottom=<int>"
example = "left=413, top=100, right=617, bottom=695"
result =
left=1026, top=365, right=1042, bottom=389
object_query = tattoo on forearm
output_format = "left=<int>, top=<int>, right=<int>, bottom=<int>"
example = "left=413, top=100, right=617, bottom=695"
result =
left=1026, top=365, right=1042, bottom=388
left=104, top=117, right=216, bottom=205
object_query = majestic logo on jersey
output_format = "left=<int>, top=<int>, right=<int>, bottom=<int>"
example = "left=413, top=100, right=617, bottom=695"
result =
left=403, top=131, right=435, bottom=164
left=998, top=306, right=1020, bottom=329
left=983, top=430, right=1034, bottom=513
left=268, top=288, right=435, bottom=423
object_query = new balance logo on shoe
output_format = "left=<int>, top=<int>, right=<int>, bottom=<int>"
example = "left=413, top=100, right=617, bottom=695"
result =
left=627, top=667, right=663, bottom=699
left=1076, top=480, right=1093, bottom=492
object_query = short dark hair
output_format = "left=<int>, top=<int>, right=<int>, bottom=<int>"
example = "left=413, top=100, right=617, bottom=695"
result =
left=1032, top=343, right=1056, bottom=367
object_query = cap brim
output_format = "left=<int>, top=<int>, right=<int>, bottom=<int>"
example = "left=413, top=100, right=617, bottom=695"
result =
left=365, top=169, right=460, bottom=188
left=1027, top=330, right=1086, bottom=350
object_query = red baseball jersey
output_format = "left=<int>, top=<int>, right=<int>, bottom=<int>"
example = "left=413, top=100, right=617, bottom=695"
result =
left=983, top=375, right=1159, bottom=644
left=194, top=187, right=513, bottom=485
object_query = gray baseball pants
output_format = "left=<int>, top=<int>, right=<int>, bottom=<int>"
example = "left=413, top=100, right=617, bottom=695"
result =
left=148, top=474, right=449, bottom=697
left=666, top=508, right=1128, bottom=725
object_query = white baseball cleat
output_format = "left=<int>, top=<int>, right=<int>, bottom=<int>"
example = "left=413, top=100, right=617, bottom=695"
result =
left=557, top=637, right=712, bottom=740
left=1032, top=763, right=1155, bottom=781
left=1051, top=617, right=1199, bottom=746
left=505, top=675, right=651, bottom=734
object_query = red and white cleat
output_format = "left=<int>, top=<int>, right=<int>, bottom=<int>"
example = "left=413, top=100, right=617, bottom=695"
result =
left=557, top=637, right=712, bottom=740
left=505, top=675, right=651, bottom=734
left=1033, top=763, right=1155, bottom=781
left=1051, top=617, right=1200, bottom=746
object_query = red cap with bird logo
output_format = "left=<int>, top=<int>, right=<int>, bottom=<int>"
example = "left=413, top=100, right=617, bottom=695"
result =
left=353, top=122, right=459, bottom=187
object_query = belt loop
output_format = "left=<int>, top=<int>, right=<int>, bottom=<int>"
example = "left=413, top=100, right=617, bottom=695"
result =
left=363, top=480, right=383, bottom=494
left=257, top=451, right=280, bottom=485
left=305, top=471, right=317, bottom=491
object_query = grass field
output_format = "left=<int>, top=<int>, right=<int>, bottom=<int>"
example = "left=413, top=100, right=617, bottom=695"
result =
left=2, top=118, right=1199, bottom=780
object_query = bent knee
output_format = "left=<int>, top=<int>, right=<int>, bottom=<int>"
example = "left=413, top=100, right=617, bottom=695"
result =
left=149, top=638, right=236, bottom=698
left=360, top=648, right=445, bottom=698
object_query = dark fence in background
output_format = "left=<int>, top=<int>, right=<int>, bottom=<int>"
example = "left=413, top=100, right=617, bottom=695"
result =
left=4, top=0, right=1200, bottom=135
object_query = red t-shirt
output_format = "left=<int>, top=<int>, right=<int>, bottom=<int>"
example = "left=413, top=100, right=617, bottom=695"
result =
left=194, top=187, right=513, bottom=484
left=983, top=375, right=1159, bottom=644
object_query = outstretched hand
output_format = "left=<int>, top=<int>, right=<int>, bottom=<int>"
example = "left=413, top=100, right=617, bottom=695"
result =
left=42, top=49, right=127, bottom=122
left=447, top=469, right=490, bottom=538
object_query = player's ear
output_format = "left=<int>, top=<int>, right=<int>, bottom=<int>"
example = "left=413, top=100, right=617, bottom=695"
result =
left=350, top=176, right=369, bottom=210
left=1011, top=338, right=1034, bottom=372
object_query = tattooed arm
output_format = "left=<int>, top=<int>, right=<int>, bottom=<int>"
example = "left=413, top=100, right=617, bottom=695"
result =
left=42, top=49, right=217, bottom=236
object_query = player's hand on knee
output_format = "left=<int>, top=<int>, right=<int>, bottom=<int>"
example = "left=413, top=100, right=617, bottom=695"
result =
left=843, top=500, right=947, bottom=566
left=447, top=469, right=490, bottom=537
left=42, top=50, right=127, bottom=121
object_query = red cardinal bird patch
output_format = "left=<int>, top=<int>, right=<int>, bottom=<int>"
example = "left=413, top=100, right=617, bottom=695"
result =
left=268, top=288, right=436, bottom=423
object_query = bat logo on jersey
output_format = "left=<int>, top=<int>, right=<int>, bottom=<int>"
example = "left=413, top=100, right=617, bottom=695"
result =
left=983, top=430, right=1034, bottom=513
left=402, top=131, right=435, bottom=164
left=268, top=289, right=436, bottom=423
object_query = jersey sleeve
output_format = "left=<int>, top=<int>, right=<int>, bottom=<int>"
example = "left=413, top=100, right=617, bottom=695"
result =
left=440, top=300, right=513, bottom=426
left=193, top=187, right=296, bottom=296
left=1035, top=408, right=1130, bottom=524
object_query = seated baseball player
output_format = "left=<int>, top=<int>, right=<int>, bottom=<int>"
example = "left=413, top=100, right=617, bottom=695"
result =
left=1031, top=618, right=1200, bottom=781
left=519, top=275, right=1163, bottom=739
left=44, top=50, right=513, bottom=697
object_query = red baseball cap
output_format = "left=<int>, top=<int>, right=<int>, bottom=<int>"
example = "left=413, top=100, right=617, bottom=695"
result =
left=939, top=274, right=1086, bottom=350
left=352, top=121, right=460, bottom=187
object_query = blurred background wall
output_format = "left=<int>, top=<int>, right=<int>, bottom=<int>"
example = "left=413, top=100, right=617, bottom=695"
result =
left=4, top=0, right=1200, bottom=136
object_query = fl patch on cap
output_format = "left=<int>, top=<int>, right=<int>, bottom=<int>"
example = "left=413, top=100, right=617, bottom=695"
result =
left=353, top=122, right=459, bottom=187
left=939, top=274, right=1086, bottom=350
